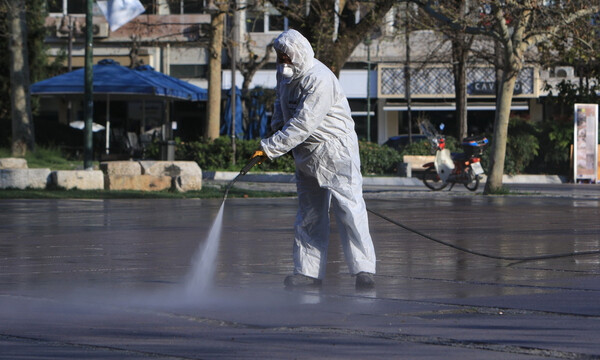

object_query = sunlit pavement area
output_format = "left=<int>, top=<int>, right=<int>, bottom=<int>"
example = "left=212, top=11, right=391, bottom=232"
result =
left=1, top=183, right=600, bottom=359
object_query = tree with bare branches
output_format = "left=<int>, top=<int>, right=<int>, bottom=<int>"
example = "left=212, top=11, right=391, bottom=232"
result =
left=223, top=11, right=275, bottom=136
left=413, top=0, right=599, bottom=193
left=272, top=0, right=396, bottom=76
left=3, top=0, right=34, bottom=156
left=538, top=7, right=600, bottom=117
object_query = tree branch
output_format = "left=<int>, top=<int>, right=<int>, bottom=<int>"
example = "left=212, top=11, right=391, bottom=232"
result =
left=524, top=6, right=599, bottom=48
left=411, top=0, right=492, bottom=37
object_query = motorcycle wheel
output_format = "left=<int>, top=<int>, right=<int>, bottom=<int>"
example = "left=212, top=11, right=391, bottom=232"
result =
left=464, top=173, right=480, bottom=191
left=422, top=166, right=448, bottom=191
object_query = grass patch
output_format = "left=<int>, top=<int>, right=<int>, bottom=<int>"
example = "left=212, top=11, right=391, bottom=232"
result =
left=0, top=146, right=92, bottom=170
left=0, top=186, right=295, bottom=200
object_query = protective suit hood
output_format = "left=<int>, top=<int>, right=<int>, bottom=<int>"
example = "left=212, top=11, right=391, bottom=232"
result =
left=273, top=29, right=314, bottom=79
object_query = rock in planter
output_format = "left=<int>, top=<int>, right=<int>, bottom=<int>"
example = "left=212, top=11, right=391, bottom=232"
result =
left=173, top=175, right=202, bottom=192
left=0, top=168, right=51, bottom=189
left=105, top=174, right=172, bottom=191
left=0, top=158, right=28, bottom=169
left=51, top=170, right=104, bottom=190
left=100, top=161, right=142, bottom=176
left=139, top=161, right=202, bottom=177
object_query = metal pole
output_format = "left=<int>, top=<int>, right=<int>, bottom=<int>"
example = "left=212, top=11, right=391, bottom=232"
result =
left=105, top=94, right=110, bottom=155
left=83, top=0, right=94, bottom=169
left=366, top=42, right=371, bottom=142
left=405, top=3, right=412, bottom=144
left=67, top=16, right=72, bottom=72
left=230, top=2, right=238, bottom=166
left=66, top=16, right=73, bottom=125
left=59, top=13, right=74, bottom=124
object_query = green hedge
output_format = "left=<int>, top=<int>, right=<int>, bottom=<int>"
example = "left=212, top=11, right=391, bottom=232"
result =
left=503, top=118, right=540, bottom=174
left=526, top=118, right=573, bottom=175
left=396, top=117, right=552, bottom=175
left=4, top=116, right=575, bottom=176
left=171, top=137, right=295, bottom=173
left=358, top=141, right=403, bottom=175
left=151, top=116, right=577, bottom=176
left=398, top=135, right=461, bottom=157
left=166, top=137, right=402, bottom=175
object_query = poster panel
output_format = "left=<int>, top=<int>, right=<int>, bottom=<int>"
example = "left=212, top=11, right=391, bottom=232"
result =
left=574, top=104, right=598, bottom=183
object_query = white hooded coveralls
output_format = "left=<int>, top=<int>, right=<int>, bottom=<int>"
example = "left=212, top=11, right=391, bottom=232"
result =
left=260, top=30, right=376, bottom=279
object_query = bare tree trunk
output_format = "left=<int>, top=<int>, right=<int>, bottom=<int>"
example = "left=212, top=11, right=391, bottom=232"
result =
left=484, top=73, right=516, bottom=193
left=451, top=0, right=469, bottom=141
left=452, top=41, right=468, bottom=141
left=8, top=0, right=34, bottom=156
left=205, top=8, right=226, bottom=140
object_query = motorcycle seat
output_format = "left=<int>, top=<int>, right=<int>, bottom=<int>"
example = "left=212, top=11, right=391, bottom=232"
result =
left=451, top=152, right=468, bottom=161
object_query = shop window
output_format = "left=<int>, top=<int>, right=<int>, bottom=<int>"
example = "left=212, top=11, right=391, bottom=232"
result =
left=46, top=0, right=86, bottom=14
left=167, top=0, right=206, bottom=14
left=246, top=1, right=286, bottom=33
left=170, top=64, right=208, bottom=79
left=139, top=0, right=158, bottom=14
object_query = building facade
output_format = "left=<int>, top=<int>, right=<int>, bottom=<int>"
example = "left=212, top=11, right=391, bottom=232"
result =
left=39, top=1, right=576, bottom=148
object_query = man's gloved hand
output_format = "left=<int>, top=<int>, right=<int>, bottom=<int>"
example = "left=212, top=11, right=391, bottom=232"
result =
left=251, top=150, right=267, bottom=165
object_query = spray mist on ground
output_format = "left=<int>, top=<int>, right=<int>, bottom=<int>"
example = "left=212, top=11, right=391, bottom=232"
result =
left=184, top=201, right=225, bottom=298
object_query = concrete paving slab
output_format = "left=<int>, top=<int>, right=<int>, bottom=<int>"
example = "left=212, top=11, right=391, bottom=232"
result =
left=1, top=187, right=599, bottom=359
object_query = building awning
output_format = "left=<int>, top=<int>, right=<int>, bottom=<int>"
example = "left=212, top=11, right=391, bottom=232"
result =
left=31, top=59, right=207, bottom=101
left=383, top=102, right=529, bottom=112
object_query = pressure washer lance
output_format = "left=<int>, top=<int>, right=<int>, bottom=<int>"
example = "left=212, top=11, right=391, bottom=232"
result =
left=223, top=151, right=267, bottom=200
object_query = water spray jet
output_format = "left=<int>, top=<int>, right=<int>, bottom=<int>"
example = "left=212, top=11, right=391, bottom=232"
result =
left=185, top=154, right=265, bottom=297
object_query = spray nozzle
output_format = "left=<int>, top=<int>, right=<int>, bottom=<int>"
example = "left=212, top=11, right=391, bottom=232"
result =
left=223, top=151, right=267, bottom=199
left=241, top=150, right=266, bottom=175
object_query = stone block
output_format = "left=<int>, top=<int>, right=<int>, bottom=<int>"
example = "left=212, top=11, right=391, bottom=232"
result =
left=51, top=170, right=104, bottom=190
left=105, top=174, right=172, bottom=191
left=139, top=161, right=202, bottom=177
left=0, top=158, right=28, bottom=169
left=403, top=155, right=435, bottom=171
left=173, top=175, right=202, bottom=192
left=0, top=168, right=51, bottom=189
left=100, top=161, right=142, bottom=176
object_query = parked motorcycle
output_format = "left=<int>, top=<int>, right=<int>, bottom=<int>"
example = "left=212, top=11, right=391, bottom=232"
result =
left=419, top=121, right=488, bottom=191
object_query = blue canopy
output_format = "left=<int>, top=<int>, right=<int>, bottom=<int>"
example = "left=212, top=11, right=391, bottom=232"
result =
left=134, top=65, right=207, bottom=101
left=221, top=87, right=244, bottom=139
left=221, top=87, right=269, bottom=140
left=31, top=59, right=207, bottom=101
left=246, top=89, right=268, bottom=139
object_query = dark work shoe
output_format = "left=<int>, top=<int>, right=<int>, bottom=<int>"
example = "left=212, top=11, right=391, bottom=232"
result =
left=355, top=272, right=375, bottom=289
left=284, top=274, right=322, bottom=288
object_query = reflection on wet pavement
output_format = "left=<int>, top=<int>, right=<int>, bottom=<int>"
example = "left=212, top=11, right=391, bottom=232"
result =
left=1, top=196, right=599, bottom=299
left=1, top=192, right=599, bottom=358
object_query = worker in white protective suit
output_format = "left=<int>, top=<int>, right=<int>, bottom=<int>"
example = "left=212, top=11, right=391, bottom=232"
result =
left=252, top=29, right=376, bottom=289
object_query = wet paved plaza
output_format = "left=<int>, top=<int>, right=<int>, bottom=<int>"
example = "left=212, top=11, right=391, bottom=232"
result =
left=1, top=184, right=600, bottom=359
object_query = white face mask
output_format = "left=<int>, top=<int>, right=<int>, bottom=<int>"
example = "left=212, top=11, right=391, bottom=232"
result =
left=278, top=63, right=294, bottom=79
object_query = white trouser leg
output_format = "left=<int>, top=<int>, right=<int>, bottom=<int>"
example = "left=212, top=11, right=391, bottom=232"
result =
left=330, top=179, right=376, bottom=275
left=293, top=171, right=331, bottom=279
